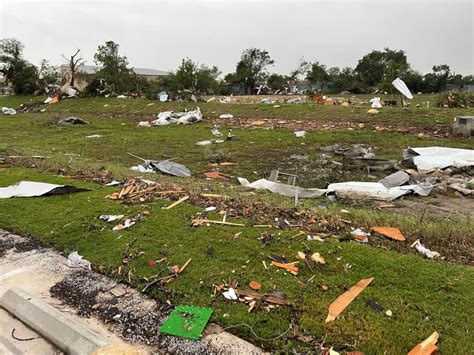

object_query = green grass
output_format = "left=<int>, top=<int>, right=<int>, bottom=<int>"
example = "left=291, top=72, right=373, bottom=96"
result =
left=0, top=95, right=473, bottom=353
left=0, top=167, right=473, bottom=353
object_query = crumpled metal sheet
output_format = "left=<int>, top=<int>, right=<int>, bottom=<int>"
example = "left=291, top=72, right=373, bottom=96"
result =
left=404, top=147, right=474, bottom=172
left=238, top=177, right=433, bottom=201
left=238, top=178, right=326, bottom=198
left=392, top=78, right=413, bottom=99
left=379, top=171, right=410, bottom=188
left=0, top=181, right=85, bottom=198
left=130, top=160, right=191, bottom=177
left=155, top=160, right=192, bottom=178
left=326, top=181, right=433, bottom=201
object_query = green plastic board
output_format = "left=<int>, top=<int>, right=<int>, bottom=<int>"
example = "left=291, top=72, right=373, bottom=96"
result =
left=160, top=305, right=213, bottom=340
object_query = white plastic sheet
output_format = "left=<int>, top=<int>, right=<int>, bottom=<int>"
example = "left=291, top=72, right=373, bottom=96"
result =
left=392, top=78, right=413, bottom=99
left=151, top=108, right=202, bottom=126
left=326, top=181, right=432, bottom=201
left=411, top=239, right=440, bottom=259
left=294, top=130, right=306, bottom=138
left=0, top=181, right=83, bottom=198
left=158, top=91, right=168, bottom=102
left=238, top=177, right=433, bottom=201
left=405, top=147, right=474, bottom=172
left=1, top=107, right=17, bottom=115
left=67, top=252, right=91, bottom=270
left=238, top=178, right=326, bottom=198
left=370, top=97, right=382, bottom=108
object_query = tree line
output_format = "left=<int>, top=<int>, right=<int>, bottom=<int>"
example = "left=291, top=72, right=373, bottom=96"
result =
left=1, top=38, right=472, bottom=97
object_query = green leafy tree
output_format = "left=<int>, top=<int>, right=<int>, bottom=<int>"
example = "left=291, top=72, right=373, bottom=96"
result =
left=195, top=65, right=221, bottom=94
left=305, top=61, right=329, bottom=91
left=93, top=41, right=132, bottom=93
left=151, top=58, right=221, bottom=98
left=423, top=65, right=451, bottom=92
left=402, top=70, right=425, bottom=93
left=0, top=38, right=39, bottom=94
left=267, top=73, right=290, bottom=91
left=38, top=59, right=59, bottom=88
left=229, top=48, right=274, bottom=94
left=355, top=48, right=410, bottom=91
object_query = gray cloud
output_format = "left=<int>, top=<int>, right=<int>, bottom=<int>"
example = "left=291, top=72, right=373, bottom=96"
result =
left=1, top=0, right=473, bottom=75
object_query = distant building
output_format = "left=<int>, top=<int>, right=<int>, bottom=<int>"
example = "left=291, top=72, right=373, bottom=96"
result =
left=0, top=74, right=13, bottom=95
left=58, top=64, right=170, bottom=90
left=444, top=84, right=474, bottom=93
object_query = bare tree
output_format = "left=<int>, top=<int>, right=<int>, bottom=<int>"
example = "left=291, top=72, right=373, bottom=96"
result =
left=62, top=49, right=85, bottom=87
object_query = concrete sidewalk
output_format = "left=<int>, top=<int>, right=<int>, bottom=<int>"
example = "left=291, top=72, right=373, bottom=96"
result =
left=0, top=231, right=148, bottom=354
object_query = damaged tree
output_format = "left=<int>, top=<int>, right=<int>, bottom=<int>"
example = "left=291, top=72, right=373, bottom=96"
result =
left=62, top=49, right=85, bottom=88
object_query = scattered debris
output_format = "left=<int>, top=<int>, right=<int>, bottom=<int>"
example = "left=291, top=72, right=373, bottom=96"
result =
left=1, top=107, right=16, bottom=115
left=195, top=139, right=224, bottom=146
left=249, top=281, right=261, bottom=291
left=192, top=219, right=245, bottom=227
left=162, top=195, right=189, bottom=209
left=158, top=91, right=168, bottom=102
left=128, top=153, right=192, bottom=178
left=370, top=97, right=382, bottom=108
left=261, top=98, right=275, bottom=104
left=410, top=240, right=441, bottom=259
left=325, top=277, right=374, bottom=323
left=211, top=125, right=223, bottom=136
left=99, top=214, right=124, bottom=222
left=408, top=332, right=439, bottom=355
left=294, top=130, right=306, bottom=138
left=143, top=258, right=192, bottom=291
left=67, top=251, right=92, bottom=270
left=58, top=117, right=89, bottom=125
left=310, top=252, right=326, bottom=264
left=366, top=299, right=384, bottom=312
left=151, top=108, right=202, bottom=125
left=203, top=171, right=232, bottom=180
left=85, top=134, right=103, bottom=138
left=403, top=147, right=474, bottom=172
left=367, top=108, right=379, bottom=115
left=307, top=235, right=325, bottom=242
left=287, top=97, right=301, bottom=104
left=371, top=227, right=406, bottom=242
left=112, top=218, right=136, bottom=231
left=238, top=177, right=325, bottom=199
left=159, top=305, right=213, bottom=340
left=11, top=328, right=39, bottom=341
left=326, top=181, right=433, bottom=201
left=0, top=181, right=86, bottom=199
left=223, top=288, right=238, bottom=300
left=219, top=113, right=234, bottom=119
left=271, top=261, right=299, bottom=275
left=380, top=171, right=410, bottom=188
left=351, top=228, right=370, bottom=243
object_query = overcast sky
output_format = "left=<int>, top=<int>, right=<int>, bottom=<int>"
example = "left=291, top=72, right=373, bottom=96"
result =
left=1, top=0, right=473, bottom=76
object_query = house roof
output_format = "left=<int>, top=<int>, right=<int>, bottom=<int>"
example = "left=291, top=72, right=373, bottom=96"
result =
left=59, top=64, right=169, bottom=76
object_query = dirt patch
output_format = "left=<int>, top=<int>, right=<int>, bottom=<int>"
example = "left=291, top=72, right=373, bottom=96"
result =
left=0, top=232, right=46, bottom=258
left=391, top=195, right=474, bottom=220
left=212, top=117, right=453, bottom=138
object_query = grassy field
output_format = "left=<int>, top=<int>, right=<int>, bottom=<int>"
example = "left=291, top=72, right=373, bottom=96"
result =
left=0, top=95, right=473, bottom=353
